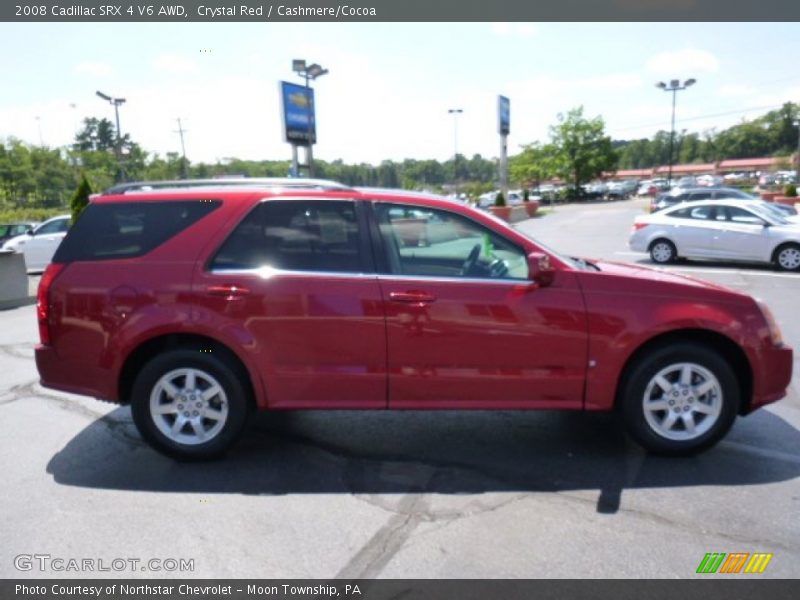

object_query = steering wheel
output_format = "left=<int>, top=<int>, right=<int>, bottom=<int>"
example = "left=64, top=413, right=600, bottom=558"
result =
left=461, top=244, right=482, bottom=276
left=488, top=258, right=509, bottom=278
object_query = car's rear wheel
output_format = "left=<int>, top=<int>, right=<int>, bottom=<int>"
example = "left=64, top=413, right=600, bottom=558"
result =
left=620, top=343, right=738, bottom=455
left=649, top=239, right=677, bottom=264
left=774, top=243, right=800, bottom=271
left=131, top=349, right=250, bottom=460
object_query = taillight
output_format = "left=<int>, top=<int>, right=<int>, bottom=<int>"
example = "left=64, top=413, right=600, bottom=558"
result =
left=37, top=263, right=65, bottom=345
left=632, top=222, right=649, bottom=231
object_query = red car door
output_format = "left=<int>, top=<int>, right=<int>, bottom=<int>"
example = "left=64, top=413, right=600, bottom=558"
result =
left=371, top=201, right=588, bottom=409
left=195, top=199, right=386, bottom=409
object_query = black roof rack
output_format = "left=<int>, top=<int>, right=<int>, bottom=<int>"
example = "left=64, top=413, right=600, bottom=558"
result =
left=101, top=177, right=355, bottom=195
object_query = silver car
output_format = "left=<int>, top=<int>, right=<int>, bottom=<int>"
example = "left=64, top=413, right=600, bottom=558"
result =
left=629, top=200, right=800, bottom=271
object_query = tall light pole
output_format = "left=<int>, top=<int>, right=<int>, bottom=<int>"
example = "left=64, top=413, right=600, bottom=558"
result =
left=448, top=108, right=463, bottom=195
left=656, top=78, right=696, bottom=185
left=96, top=90, right=126, bottom=180
left=292, top=59, right=328, bottom=177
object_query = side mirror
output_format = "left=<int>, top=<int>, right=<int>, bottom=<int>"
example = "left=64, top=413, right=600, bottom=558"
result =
left=26, top=228, right=34, bottom=235
left=527, top=252, right=555, bottom=287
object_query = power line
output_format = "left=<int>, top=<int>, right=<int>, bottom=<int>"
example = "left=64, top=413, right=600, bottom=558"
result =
left=615, top=102, right=787, bottom=135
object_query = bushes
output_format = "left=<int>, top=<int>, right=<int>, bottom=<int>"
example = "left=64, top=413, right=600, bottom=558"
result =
left=494, top=192, right=506, bottom=207
left=784, top=183, right=797, bottom=197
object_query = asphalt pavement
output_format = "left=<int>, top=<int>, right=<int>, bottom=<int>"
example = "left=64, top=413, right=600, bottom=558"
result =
left=1, top=196, right=798, bottom=579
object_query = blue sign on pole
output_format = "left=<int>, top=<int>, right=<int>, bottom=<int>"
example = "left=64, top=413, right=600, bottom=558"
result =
left=280, top=80, right=316, bottom=146
left=498, top=95, right=510, bottom=135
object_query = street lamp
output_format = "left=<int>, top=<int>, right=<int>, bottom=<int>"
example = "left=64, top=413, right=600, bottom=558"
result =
left=656, top=78, right=696, bottom=185
left=292, top=59, right=328, bottom=177
left=448, top=108, right=463, bottom=195
left=794, top=119, right=800, bottom=185
left=96, top=90, right=126, bottom=180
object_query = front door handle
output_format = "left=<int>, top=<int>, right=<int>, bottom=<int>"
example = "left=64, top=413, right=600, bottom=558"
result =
left=207, top=284, right=250, bottom=300
left=389, top=290, right=436, bottom=305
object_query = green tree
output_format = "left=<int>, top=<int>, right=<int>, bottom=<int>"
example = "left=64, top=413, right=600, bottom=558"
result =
left=509, top=142, right=557, bottom=190
left=550, top=107, right=617, bottom=198
left=70, top=173, right=92, bottom=223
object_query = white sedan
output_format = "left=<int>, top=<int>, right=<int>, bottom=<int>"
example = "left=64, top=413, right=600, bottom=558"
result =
left=1, top=214, right=71, bottom=272
left=629, top=200, right=800, bottom=271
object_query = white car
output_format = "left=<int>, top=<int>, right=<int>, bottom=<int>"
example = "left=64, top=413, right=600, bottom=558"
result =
left=1, top=214, right=71, bottom=272
left=629, top=200, right=800, bottom=271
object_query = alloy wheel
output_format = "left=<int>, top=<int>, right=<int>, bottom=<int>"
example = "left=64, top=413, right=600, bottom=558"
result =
left=149, top=368, right=229, bottom=445
left=642, top=362, right=722, bottom=441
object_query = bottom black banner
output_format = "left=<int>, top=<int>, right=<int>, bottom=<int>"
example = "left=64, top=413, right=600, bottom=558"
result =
left=3, top=579, right=799, bottom=600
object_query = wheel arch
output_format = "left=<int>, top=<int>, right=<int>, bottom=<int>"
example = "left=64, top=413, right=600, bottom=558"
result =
left=118, top=333, right=258, bottom=410
left=647, top=235, right=678, bottom=254
left=614, top=328, right=753, bottom=415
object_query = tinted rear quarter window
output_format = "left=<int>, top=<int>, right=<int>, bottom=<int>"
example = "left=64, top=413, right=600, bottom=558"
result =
left=54, top=200, right=220, bottom=262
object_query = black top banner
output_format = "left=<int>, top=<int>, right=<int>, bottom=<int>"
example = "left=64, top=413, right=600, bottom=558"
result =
left=4, top=0, right=800, bottom=22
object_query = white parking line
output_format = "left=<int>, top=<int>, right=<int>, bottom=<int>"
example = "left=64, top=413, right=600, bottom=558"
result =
left=665, top=268, right=799, bottom=279
left=612, top=253, right=800, bottom=279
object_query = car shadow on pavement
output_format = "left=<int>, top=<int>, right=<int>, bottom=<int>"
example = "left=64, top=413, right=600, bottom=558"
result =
left=46, top=406, right=800, bottom=515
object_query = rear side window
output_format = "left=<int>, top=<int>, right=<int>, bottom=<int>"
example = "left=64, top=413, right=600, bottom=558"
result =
left=210, top=200, right=363, bottom=273
left=54, top=200, right=220, bottom=262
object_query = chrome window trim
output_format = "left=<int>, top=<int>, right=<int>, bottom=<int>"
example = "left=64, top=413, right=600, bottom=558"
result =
left=209, top=266, right=530, bottom=286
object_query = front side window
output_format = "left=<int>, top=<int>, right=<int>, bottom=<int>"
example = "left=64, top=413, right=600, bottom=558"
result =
left=374, top=203, right=528, bottom=280
left=211, top=200, right=363, bottom=273
left=722, top=206, right=766, bottom=225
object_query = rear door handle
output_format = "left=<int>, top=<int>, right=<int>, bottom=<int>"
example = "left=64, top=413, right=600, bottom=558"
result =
left=207, top=284, right=251, bottom=299
left=389, top=290, right=436, bottom=304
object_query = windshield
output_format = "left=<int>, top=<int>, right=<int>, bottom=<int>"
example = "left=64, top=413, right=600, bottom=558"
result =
left=750, top=202, right=789, bottom=225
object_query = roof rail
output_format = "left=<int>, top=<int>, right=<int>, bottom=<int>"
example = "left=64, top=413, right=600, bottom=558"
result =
left=101, top=177, right=354, bottom=195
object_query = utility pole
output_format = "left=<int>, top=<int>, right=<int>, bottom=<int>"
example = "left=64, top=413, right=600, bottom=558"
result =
left=175, top=118, right=189, bottom=179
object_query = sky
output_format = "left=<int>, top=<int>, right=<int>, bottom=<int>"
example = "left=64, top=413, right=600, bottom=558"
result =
left=1, top=22, right=800, bottom=165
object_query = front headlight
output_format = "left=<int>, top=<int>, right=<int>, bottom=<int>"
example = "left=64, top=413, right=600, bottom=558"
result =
left=756, top=299, right=783, bottom=346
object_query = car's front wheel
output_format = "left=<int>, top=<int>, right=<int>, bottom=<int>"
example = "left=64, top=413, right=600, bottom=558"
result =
left=131, top=349, right=251, bottom=460
left=620, top=343, right=739, bottom=455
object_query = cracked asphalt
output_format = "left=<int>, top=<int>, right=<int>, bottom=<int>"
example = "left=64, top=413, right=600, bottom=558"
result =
left=1, top=196, right=798, bottom=578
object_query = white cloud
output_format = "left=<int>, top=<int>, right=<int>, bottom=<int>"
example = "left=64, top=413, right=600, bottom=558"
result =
left=73, top=61, right=113, bottom=77
left=718, top=84, right=755, bottom=98
left=646, top=48, right=720, bottom=76
left=152, top=54, right=198, bottom=73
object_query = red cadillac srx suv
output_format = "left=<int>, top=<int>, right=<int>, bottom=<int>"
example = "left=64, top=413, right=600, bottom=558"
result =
left=35, top=179, right=793, bottom=459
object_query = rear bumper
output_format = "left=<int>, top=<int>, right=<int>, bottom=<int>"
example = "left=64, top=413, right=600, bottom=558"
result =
left=35, top=344, right=120, bottom=402
left=749, top=343, right=793, bottom=412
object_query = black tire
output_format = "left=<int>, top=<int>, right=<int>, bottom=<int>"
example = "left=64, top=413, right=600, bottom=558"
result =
left=649, top=239, right=677, bottom=264
left=619, top=343, right=739, bottom=456
left=131, top=349, right=251, bottom=460
left=773, top=243, right=800, bottom=272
